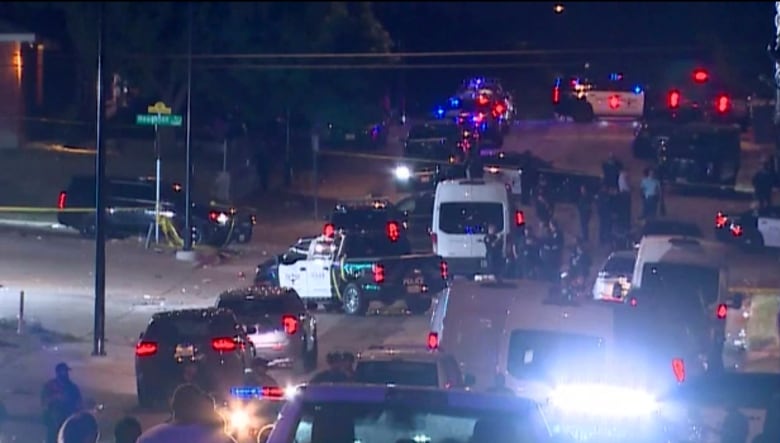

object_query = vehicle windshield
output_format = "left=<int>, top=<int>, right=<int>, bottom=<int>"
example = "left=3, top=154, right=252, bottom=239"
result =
left=507, top=330, right=606, bottom=382
left=354, top=361, right=439, bottom=387
left=288, top=398, right=545, bottom=443
left=642, top=221, right=702, bottom=237
left=332, top=209, right=391, bottom=232
left=438, top=202, right=504, bottom=234
left=641, top=262, right=719, bottom=308
left=144, top=315, right=232, bottom=342
left=217, top=297, right=302, bottom=315
left=602, top=255, right=636, bottom=275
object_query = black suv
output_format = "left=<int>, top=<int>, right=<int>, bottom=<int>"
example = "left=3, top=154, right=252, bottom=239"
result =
left=57, top=175, right=254, bottom=246
left=134, top=308, right=255, bottom=408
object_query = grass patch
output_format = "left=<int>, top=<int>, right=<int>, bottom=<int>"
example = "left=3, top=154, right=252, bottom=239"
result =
left=747, top=295, right=780, bottom=350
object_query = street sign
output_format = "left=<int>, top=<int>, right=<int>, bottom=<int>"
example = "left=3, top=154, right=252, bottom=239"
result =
left=136, top=114, right=183, bottom=127
left=147, top=101, right=172, bottom=115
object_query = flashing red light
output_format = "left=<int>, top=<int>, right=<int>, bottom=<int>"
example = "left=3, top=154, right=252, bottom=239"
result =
left=440, top=261, right=449, bottom=280
left=282, top=314, right=299, bottom=335
left=716, top=303, right=728, bottom=320
left=57, top=191, right=67, bottom=210
left=715, top=212, right=728, bottom=228
left=668, top=90, right=681, bottom=109
left=211, top=337, right=237, bottom=352
left=427, top=332, right=439, bottom=350
left=493, top=103, right=506, bottom=116
left=730, top=224, right=743, bottom=237
left=692, top=69, right=709, bottom=83
left=608, top=95, right=621, bottom=109
left=515, top=210, right=525, bottom=227
left=477, top=95, right=489, bottom=106
left=553, top=87, right=561, bottom=104
left=208, top=210, right=219, bottom=221
left=473, top=113, right=485, bottom=124
left=716, top=95, right=730, bottom=113
left=386, top=221, right=400, bottom=242
left=672, top=358, right=686, bottom=383
left=135, top=341, right=158, bottom=357
left=372, top=263, right=385, bottom=284
left=261, top=386, right=285, bottom=399
left=629, top=297, right=638, bottom=307
left=323, top=223, right=335, bottom=237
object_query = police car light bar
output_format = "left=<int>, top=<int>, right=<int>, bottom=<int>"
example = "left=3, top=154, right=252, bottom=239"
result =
left=230, top=385, right=299, bottom=400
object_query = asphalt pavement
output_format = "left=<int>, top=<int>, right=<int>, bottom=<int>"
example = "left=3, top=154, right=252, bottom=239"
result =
left=0, top=118, right=779, bottom=441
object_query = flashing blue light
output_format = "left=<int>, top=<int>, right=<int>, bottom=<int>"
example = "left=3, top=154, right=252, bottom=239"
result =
left=554, top=78, right=562, bottom=87
left=633, top=85, right=642, bottom=94
left=449, top=97, right=461, bottom=108
left=435, top=107, right=445, bottom=117
left=609, top=73, right=623, bottom=81
left=230, top=386, right=261, bottom=399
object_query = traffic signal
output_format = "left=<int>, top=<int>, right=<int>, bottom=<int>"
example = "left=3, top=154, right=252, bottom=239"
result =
left=692, top=69, right=709, bottom=83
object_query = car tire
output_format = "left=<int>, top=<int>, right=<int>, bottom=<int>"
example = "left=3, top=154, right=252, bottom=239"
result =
left=342, top=283, right=368, bottom=316
left=136, top=381, right=156, bottom=409
left=406, top=297, right=432, bottom=315
left=304, top=334, right=319, bottom=372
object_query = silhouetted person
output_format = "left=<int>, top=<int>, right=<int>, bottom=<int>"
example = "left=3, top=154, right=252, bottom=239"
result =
left=42, top=363, right=83, bottom=443
left=114, top=416, right=142, bottom=443
left=484, top=224, right=504, bottom=283
left=57, top=411, right=98, bottom=443
left=601, top=153, right=623, bottom=190
left=753, top=162, right=774, bottom=209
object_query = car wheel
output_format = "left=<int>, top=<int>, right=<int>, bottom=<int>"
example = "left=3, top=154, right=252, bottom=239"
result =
left=406, top=297, right=432, bottom=315
left=342, top=283, right=368, bottom=316
left=136, top=381, right=156, bottom=409
left=304, top=333, right=319, bottom=372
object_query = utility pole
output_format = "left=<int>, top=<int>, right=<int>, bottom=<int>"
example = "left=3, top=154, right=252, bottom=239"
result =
left=183, top=2, right=194, bottom=252
left=92, top=2, right=107, bottom=357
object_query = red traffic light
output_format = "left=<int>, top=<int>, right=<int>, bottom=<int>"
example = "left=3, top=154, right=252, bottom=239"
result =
left=668, top=90, right=681, bottom=109
left=693, top=69, right=709, bottom=83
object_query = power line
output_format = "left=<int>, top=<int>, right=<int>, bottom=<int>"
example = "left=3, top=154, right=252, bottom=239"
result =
left=121, top=45, right=703, bottom=60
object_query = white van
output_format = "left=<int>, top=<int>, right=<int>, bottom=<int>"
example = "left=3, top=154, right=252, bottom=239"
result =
left=428, top=280, right=614, bottom=397
left=431, top=179, right=522, bottom=277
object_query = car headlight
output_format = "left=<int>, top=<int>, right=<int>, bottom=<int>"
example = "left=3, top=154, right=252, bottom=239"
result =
left=394, top=166, right=412, bottom=180
left=550, top=383, right=658, bottom=417
left=229, top=408, right=251, bottom=430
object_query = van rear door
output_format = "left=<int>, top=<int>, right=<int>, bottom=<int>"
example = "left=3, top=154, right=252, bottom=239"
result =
left=438, top=201, right=505, bottom=258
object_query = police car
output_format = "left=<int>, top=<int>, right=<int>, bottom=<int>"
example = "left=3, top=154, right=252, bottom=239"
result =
left=261, top=384, right=552, bottom=443
left=393, top=121, right=465, bottom=192
left=553, top=72, right=646, bottom=122
left=715, top=207, right=780, bottom=249
left=255, top=226, right=448, bottom=316
left=327, top=199, right=400, bottom=234
left=353, top=345, right=473, bottom=389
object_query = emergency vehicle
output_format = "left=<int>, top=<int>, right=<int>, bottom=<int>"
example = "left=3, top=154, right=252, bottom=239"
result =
left=715, top=206, right=780, bottom=250
left=552, top=72, right=646, bottom=122
left=254, top=226, right=448, bottom=316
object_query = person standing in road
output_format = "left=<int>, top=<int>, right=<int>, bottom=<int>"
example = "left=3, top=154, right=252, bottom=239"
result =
left=640, top=168, right=662, bottom=219
left=617, top=166, right=632, bottom=229
left=484, top=224, right=505, bottom=283
left=601, top=153, right=623, bottom=191
left=42, top=362, right=83, bottom=443
left=576, top=185, right=593, bottom=242
left=752, top=162, right=774, bottom=209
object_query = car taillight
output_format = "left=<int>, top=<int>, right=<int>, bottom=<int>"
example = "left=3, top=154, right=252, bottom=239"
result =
left=440, top=261, right=449, bottom=280
left=668, top=90, right=681, bottom=109
left=715, top=212, right=728, bottom=228
left=672, top=358, right=685, bottom=383
left=716, top=303, right=728, bottom=319
left=57, top=191, right=67, bottom=210
left=282, top=314, right=299, bottom=335
left=211, top=337, right=237, bottom=352
left=386, top=221, right=400, bottom=242
left=553, top=87, right=560, bottom=104
left=135, top=341, right=158, bottom=357
left=208, top=210, right=218, bottom=221
left=730, top=224, right=743, bottom=237
left=515, top=210, right=525, bottom=227
left=427, top=332, right=439, bottom=350
left=716, top=95, right=730, bottom=113
left=372, top=264, right=385, bottom=284
left=323, top=223, right=335, bottom=237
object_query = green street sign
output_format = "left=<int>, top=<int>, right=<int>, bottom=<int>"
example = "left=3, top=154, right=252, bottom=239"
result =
left=136, top=114, right=182, bottom=127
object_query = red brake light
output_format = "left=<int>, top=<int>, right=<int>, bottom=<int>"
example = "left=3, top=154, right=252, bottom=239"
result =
left=715, top=212, right=728, bottom=228
left=477, top=95, right=489, bottom=106
left=716, top=95, right=730, bottom=113
left=57, top=191, right=67, bottom=210
left=730, top=224, right=743, bottom=237
left=211, top=337, right=237, bottom=352
left=372, top=263, right=385, bottom=284
left=553, top=87, right=560, bottom=104
left=261, top=386, right=285, bottom=399
left=716, top=303, right=728, bottom=320
left=135, top=341, right=158, bottom=357
left=493, top=103, right=506, bottom=116
left=440, top=261, right=449, bottom=280
left=282, top=314, right=299, bottom=335
left=386, top=221, right=400, bottom=242
left=208, top=210, right=218, bottom=221
left=323, top=223, right=335, bottom=237
left=608, top=95, right=621, bottom=109
left=515, top=210, right=525, bottom=227
left=668, top=90, right=681, bottom=109
left=672, top=358, right=686, bottom=383
left=427, top=332, right=439, bottom=350
left=692, top=69, right=709, bottom=83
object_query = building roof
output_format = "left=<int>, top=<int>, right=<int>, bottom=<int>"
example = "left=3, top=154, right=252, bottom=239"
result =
left=0, top=19, right=35, bottom=43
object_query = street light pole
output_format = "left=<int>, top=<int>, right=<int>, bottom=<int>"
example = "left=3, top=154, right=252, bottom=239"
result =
left=183, top=2, right=194, bottom=251
left=92, top=2, right=107, bottom=357
left=774, top=2, right=780, bottom=127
